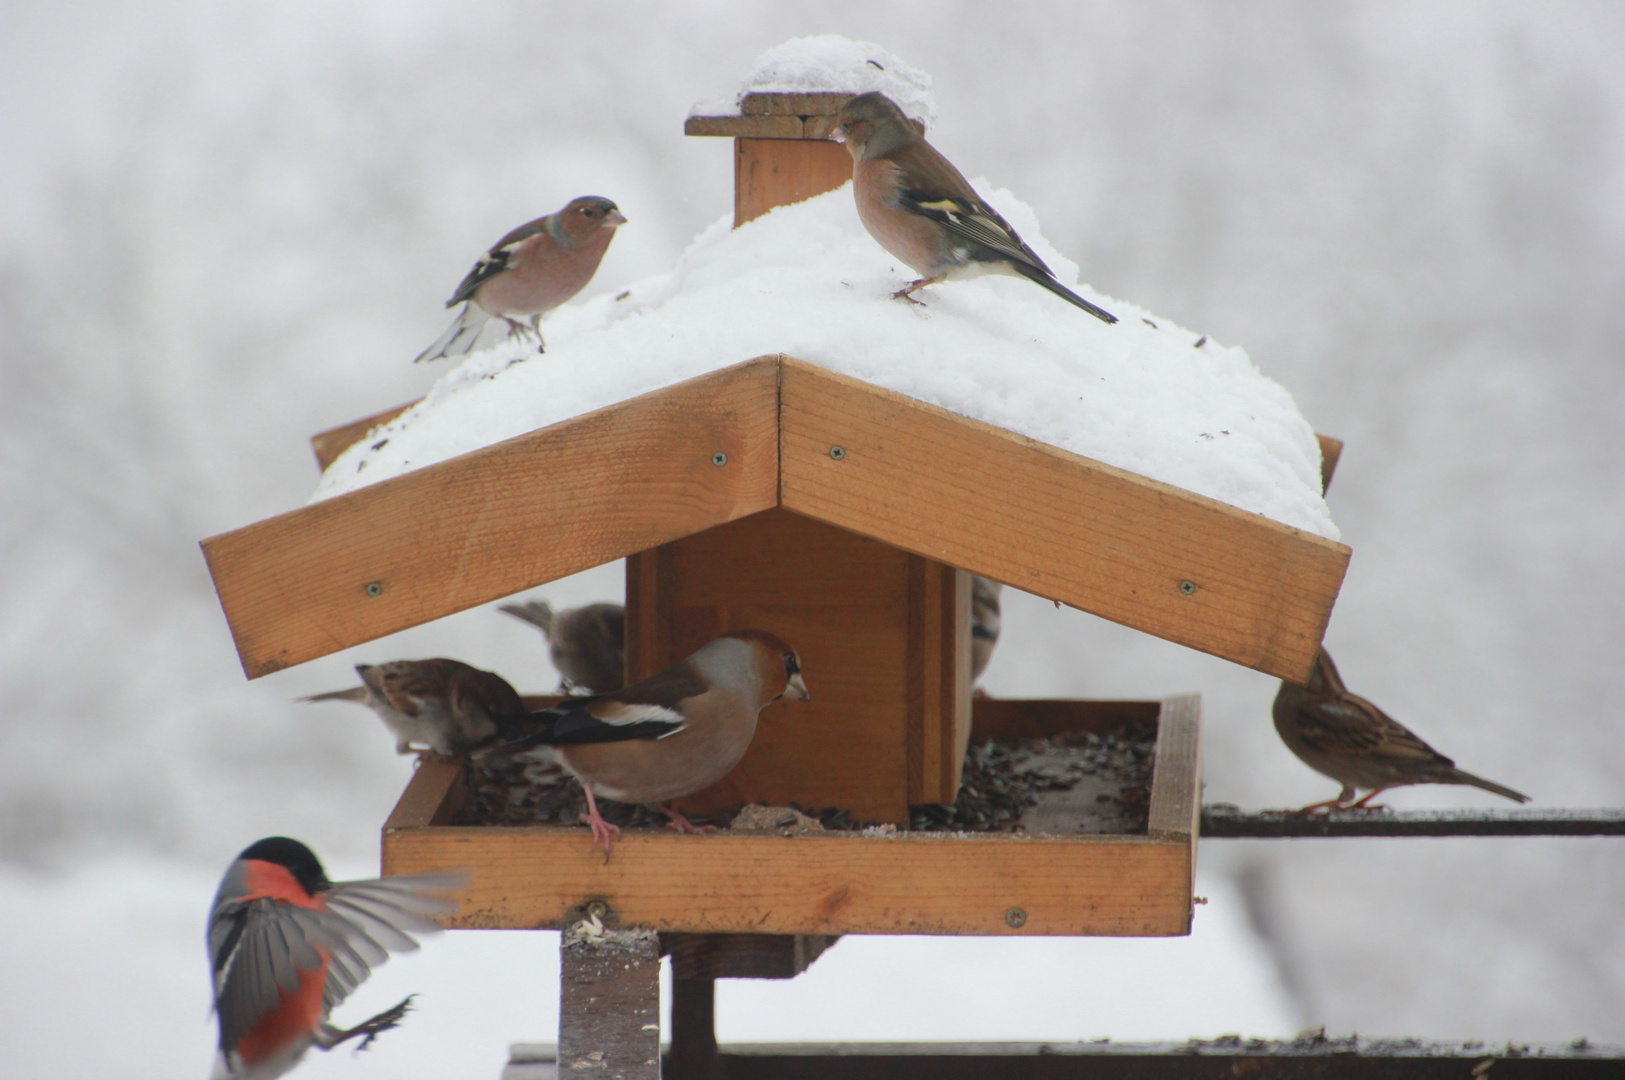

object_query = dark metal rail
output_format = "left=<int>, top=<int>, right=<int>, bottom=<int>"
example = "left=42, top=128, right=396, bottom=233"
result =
left=1200, top=805, right=1625, bottom=838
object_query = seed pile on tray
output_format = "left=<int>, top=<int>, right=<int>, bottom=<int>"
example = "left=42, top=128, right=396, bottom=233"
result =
left=910, top=724, right=1155, bottom=834
left=453, top=724, right=1155, bottom=835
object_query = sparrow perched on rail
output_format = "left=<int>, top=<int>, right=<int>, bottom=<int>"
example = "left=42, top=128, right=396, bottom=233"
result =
left=970, top=575, right=1003, bottom=686
left=1273, top=649, right=1530, bottom=812
left=207, top=836, right=463, bottom=1080
left=300, top=658, right=525, bottom=758
left=498, top=599, right=626, bottom=694
left=830, top=92, right=1116, bottom=322
left=482, top=630, right=810, bottom=858
left=413, top=196, right=626, bottom=363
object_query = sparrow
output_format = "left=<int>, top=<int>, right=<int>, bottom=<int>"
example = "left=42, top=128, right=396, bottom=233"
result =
left=482, top=630, right=810, bottom=858
left=830, top=92, right=1117, bottom=322
left=970, top=575, right=1003, bottom=685
left=412, top=196, right=626, bottom=363
left=1273, top=649, right=1530, bottom=812
left=497, top=599, right=625, bottom=694
left=300, top=658, right=525, bottom=758
left=208, top=836, right=463, bottom=1080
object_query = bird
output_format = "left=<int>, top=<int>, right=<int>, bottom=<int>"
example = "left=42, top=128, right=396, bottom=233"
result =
left=207, top=836, right=463, bottom=1080
left=300, top=658, right=525, bottom=758
left=481, top=630, right=810, bottom=858
left=1273, top=648, right=1529, bottom=812
left=412, top=196, right=626, bottom=363
left=970, top=575, right=1003, bottom=686
left=498, top=599, right=625, bottom=694
left=830, top=92, right=1117, bottom=322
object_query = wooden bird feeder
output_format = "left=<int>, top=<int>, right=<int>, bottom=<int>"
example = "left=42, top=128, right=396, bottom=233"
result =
left=200, top=86, right=1350, bottom=1076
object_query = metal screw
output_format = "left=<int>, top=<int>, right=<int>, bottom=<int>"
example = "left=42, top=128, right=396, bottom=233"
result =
left=364, top=581, right=383, bottom=597
left=585, top=900, right=610, bottom=920
left=1179, top=580, right=1197, bottom=595
left=712, top=452, right=728, bottom=467
left=829, top=446, right=846, bottom=460
left=1005, top=906, right=1027, bottom=928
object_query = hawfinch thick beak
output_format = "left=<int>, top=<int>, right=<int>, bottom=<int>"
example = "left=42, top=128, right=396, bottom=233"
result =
left=786, top=672, right=810, bottom=702
left=829, top=123, right=847, bottom=144
left=605, top=209, right=628, bottom=227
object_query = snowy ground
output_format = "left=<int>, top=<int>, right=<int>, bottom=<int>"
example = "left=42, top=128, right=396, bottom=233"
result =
left=4, top=2, right=1625, bottom=1073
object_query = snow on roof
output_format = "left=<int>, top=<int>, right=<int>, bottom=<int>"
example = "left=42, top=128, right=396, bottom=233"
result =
left=687, top=34, right=936, bottom=128
left=313, top=185, right=1338, bottom=543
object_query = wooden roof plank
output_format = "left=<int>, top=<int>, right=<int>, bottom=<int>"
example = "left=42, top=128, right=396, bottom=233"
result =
left=202, top=357, right=780, bottom=677
left=776, top=358, right=1348, bottom=683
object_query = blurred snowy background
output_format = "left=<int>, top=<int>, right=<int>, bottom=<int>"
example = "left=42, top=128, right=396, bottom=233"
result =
left=3, top=2, right=1624, bottom=1075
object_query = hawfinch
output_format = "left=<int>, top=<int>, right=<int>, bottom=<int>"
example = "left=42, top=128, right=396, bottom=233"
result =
left=970, top=575, right=1003, bottom=685
left=208, top=836, right=462, bottom=1080
left=301, top=658, right=524, bottom=758
left=1274, top=649, right=1529, bottom=812
left=831, top=92, right=1117, bottom=322
left=498, top=599, right=626, bottom=694
left=484, top=630, right=810, bottom=857
left=413, top=196, right=626, bottom=363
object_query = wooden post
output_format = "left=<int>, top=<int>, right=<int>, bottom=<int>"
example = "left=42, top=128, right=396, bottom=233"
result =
left=666, top=978, right=720, bottom=1080
left=559, top=921, right=663, bottom=1079
left=686, top=91, right=856, bottom=229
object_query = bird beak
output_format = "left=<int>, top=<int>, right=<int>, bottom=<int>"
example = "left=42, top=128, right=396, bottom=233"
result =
left=829, top=124, right=847, bottom=144
left=604, top=209, right=628, bottom=227
left=786, top=672, right=810, bottom=702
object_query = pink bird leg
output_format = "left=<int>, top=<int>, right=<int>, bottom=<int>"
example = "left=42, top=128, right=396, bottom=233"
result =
left=579, top=785, right=621, bottom=861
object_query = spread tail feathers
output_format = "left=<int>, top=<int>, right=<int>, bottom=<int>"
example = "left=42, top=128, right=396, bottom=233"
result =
left=1450, top=769, right=1530, bottom=804
left=413, top=303, right=490, bottom=364
left=1010, top=263, right=1118, bottom=324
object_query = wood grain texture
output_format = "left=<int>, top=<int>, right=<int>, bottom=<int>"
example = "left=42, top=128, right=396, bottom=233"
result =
left=1147, top=695, right=1201, bottom=842
left=740, top=92, right=850, bottom=116
left=630, top=508, right=915, bottom=824
left=560, top=926, right=661, bottom=1079
left=310, top=402, right=413, bottom=472
left=777, top=358, right=1349, bottom=683
left=907, top=560, right=971, bottom=803
left=383, top=824, right=1194, bottom=936
left=735, top=139, right=854, bottom=227
left=204, top=358, right=779, bottom=677
left=1317, top=434, right=1344, bottom=494
left=382, top=757, right=466, bottom=830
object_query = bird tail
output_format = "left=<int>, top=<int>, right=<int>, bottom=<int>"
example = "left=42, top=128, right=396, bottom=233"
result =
left=498, top=600, right=554, bottom=635
left=1449, top=769, right=1530, bottom=804
left=1010, top=264, right=1119, bottom=324
left=299, top=686, right=369, bottom=705
left=412, top=303, right=490, bottom=364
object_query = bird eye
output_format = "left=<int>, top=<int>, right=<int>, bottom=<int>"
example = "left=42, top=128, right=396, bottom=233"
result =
left=582, top=208, right=596, bottom=216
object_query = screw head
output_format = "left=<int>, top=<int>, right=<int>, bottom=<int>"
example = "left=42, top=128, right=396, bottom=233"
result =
left=712, top=452, right=728, bottom=467
left=585, top=900, right=610, bottom=920
left=1179, top=580, right=1197, bottom=595
left=364, top=581, right=384, bottom=597
left=1005, top=906, right=1027, bottom=928
left=829, top=446, right=846, bottom=460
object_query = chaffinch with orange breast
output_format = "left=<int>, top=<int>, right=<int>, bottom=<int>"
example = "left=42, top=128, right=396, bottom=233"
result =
left=301, top=658, right=525, bottom=759
left=413, top=196, right=626, bottom=363
left=1274, top=649, right=1529, bottom=812
left=482, top=630, right=810, bottom=858
left=831, top=92, right=1117, bottom=322
left=208, top=836, right=463, bottom=1080
left=498, top=599, right=626, bottom=694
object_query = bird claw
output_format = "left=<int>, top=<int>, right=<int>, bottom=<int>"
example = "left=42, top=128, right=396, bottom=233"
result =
left=658, top=806, right=714, bottom=835
left=582, top=812, right=622, bottom=861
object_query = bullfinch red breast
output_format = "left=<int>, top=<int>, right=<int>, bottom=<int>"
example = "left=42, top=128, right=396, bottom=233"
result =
left=1274, top=649, right=1529, bottom=812
left=497, top=599, right=626, bottom=694
left=413, top=196, right=626, bottom=363
left=482, top=630, right=810, bottom=859
left=831, top=92, right=1117, bottom=322
left=300, top=658, right=525, bottom=759
left=207, top=837, right=464, bottom=1079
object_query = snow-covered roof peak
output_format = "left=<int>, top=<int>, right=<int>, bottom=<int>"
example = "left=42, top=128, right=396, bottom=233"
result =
left=689, top=35, right=935, bottom=127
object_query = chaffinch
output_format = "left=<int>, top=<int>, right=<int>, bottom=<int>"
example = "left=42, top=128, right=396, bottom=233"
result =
left=498, top=599, right=626, bottom=694
left=831, top=92, right=1117, bottom=322
left=301, top=658, right=525, bottom=759
left=970, top=575, right=1003, bottom=685
left=208, top=836, right=462, bottom=1080
left=483, top=630, right=810, bottom=858
left=1274, top=649, right=1529, bottom=812
left=412, top=196, right=626, bottom=363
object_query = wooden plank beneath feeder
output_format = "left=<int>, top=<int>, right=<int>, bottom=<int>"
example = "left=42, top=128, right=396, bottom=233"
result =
left=203, top=358, right=780, bottom=677
left=734, top=138, right=853, bottom=227
left=558, top=923, right=661, bottom=1078
left=659, top=932, right=838, bottom=980
left=310, top=402, right=413, bottom=472
left=777, top=358, right=1349, bottom=683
